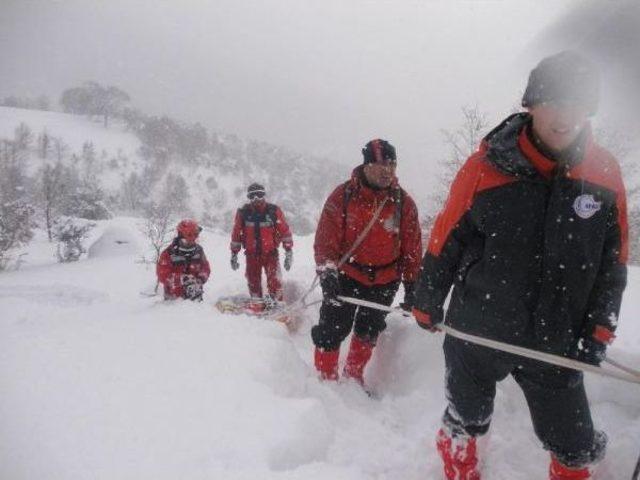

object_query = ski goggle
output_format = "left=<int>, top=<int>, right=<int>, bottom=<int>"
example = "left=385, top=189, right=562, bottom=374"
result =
left=248, top=191, right=266, bottom=200
left=370, top=158, right=397, bottom=167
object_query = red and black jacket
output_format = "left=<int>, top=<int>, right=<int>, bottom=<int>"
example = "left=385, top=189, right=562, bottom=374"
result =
left=415, top=113, right=628, bottom=354
left=157, top=238, right=211, bottom=298
left=314, top=165, right=423, bottom=286
left=230, top=202, right=293, bottom=256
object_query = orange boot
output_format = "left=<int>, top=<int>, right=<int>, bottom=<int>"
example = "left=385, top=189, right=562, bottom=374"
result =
left=436, top=427, right=481, bottom=480
left=314, top=347, right=339, bottom=381
left=342, top=335, right=375, bottom=385
left=549, top=456, right=592, bottom=480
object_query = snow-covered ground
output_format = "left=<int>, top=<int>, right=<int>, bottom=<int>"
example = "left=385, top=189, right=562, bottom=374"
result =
left=1, top=217, right=639, bottom=480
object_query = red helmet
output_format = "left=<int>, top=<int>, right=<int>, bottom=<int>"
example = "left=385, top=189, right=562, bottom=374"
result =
left=177, top=219, right=201, bottom=241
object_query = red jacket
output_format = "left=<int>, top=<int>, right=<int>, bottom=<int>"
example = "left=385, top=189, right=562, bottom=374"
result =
left=157, top=239, right=211, bottom=298
left=230, top=202, right=293, bottom=256
left=314, top=166, right=423, bottom=286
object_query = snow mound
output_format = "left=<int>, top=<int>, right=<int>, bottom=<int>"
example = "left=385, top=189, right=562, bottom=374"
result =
left=87, top=226, right=139, bottom=258
left=2, top=218, right=640, bottom=479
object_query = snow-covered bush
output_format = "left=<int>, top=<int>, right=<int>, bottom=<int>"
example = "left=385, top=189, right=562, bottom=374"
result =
left=52, top=217, right=95, bottom=263
left=61, top=181, right=111, bottom=220
left=0, top=201, right=35, bottom=270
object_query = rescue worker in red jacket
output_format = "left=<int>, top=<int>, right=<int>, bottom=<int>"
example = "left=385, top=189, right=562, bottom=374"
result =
left=312, top=139, right=422, bottom=385
left=230, top=183, right=293, bottom=310
left=157, top=219, right=211, bottom=301
left=412, top=52, right=627, bottom=480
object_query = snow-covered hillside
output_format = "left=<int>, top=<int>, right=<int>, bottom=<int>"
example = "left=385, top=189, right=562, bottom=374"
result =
left=1, top=217, right=639, bottom=480
left=0, top=106, right=347, bottom=234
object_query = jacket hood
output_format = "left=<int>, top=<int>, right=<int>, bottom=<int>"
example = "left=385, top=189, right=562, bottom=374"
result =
left=483, top=113, right=540, bottom=179
left=483, top=112, right=591, bottom=179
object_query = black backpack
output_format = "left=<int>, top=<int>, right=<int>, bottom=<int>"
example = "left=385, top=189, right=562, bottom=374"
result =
left=240, top=203, right=279, bottom=255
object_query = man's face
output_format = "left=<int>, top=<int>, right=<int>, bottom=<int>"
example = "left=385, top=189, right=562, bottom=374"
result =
left=363, top=159, right=396, bottom=188
left=248, top=191, right=266, bottom=206
left=528, top=102, right=590, bottom=153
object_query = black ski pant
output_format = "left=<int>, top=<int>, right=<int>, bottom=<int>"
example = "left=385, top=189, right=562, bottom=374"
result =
left=311, top=274, right=400, bottom=351
left=442, top=335, right=606, bottom=468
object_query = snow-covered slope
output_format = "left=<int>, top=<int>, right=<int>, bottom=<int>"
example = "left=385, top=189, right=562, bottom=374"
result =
left=0, top=107, right=142, bottom=163
left=0, top=106, right=347, bottom=234
left=0, top=217, right=639, bottom=479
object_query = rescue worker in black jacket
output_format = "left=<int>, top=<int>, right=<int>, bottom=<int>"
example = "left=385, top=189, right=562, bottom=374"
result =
left=412, top=51, right=628, bottom=480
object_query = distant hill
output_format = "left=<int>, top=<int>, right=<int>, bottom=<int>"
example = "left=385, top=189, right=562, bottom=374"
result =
left=0, top=106, right=347, bottom=235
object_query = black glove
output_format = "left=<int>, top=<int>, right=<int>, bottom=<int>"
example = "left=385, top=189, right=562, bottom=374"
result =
left=572, top=337, right=607, bottom=366
left=182, top=275, right=203, bottom=301
left=400, top=281, right=415, bottom=312
left=318, top=266, right=340, bottom=304
left=284, top=250, right=293, bottom=271
left=230, top=252, right=239, bottom=271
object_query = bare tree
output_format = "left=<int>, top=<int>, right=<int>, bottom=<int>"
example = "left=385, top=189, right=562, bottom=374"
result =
left=159, top=173, right=191, bottom=216
left=596, top=125, right=640, bottom=264
left=37, top=129, right=50, bottom=159
left=141, top=201, right=175, bottom=264
left=52, top=137, right=68, bottom=162
left=60, top=81, right=130, bottom=127
left=94, top=84, right=130, bottom=128
left=1, top=94, right=51, bottom=111
left=13, top=123, right=33, bottom=152
left=39, top=162, right=68, bottom=241
left=424, top=106, right=489, bottom=235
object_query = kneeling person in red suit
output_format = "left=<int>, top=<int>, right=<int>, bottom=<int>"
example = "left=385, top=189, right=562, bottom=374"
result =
left=157, top=219, right=211, bottom=301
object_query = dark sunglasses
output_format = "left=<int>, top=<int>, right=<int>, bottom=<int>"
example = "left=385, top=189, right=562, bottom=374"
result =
left=248, top=192, right=266, bottom=200
left=370, top=158, right=397, bottom=167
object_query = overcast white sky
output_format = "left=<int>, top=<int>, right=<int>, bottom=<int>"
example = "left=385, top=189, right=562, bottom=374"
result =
left=0, top=0, right=576, bottom=194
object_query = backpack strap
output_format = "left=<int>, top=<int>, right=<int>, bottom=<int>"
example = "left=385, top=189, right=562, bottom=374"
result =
left=342, top=183, right=403, bottom=230
left=342, top=182, right=353, bottom=219
left=266, top=203, right=278, bottom=227
left=392, top=187, right=404, bottom=259
left=341, top=182, right=404, bottom=262
left=393, top=187, right=404, bottom=231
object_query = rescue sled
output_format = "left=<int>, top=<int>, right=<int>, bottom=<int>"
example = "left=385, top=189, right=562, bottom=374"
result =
left=214, top=294, right=300, bottom=331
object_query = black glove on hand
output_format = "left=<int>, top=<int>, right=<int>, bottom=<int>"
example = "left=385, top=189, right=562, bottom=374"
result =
left=318, top=267, right=340, bottom=303
left=572, top=337, right=607, bottom=366
left=182, top=275, right=203, bottom=301
left=400, top=281, right=415, bottom=312
left=230, top=253, right=239, bottom=271
left=284, top=250, right=293, bottom=271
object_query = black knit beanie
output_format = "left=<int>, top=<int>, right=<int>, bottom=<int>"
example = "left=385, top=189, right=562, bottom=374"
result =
left=362, top=139, right=397, bottom=164
left=522, top=51, right=600, bottom=115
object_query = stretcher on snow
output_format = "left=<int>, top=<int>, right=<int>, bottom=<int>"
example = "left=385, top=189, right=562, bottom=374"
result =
left=214, top=293, right=301, bottom=331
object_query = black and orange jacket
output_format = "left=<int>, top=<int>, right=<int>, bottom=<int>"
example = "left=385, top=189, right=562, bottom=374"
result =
left=415, top=113, right=628, bottom=354
left=314, top=165, right=423, bottom=286
left=230, top=202, right=293, bottom=256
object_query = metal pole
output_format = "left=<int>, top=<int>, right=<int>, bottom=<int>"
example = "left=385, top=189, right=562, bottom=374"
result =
left=337, top=295, right=640, bottom=385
